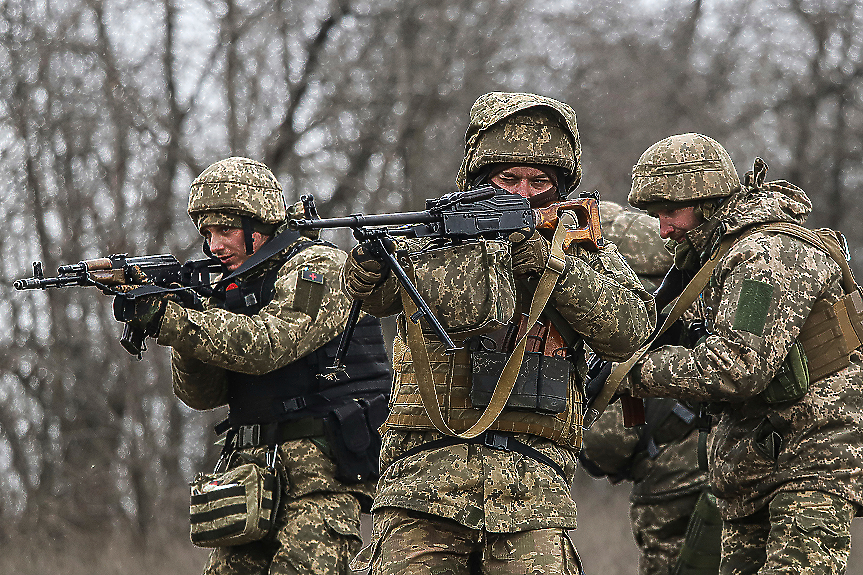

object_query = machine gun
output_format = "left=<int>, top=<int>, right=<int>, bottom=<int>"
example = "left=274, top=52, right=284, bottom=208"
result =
left=291, top=185, right=602, bottom=248
left=291, top=186, right=603, bottom=368
left=15, top=253, right=223, bottom=357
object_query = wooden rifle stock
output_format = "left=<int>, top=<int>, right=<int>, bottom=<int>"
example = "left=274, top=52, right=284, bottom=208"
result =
left=534, top=198, right=603, bottom=251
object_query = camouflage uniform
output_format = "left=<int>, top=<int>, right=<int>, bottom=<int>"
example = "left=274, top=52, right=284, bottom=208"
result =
left=154, top=158, right=388, bottom=575
left=625, top=134, right=863, bottom=575
left=347, top=93, right=655, bottom=574
left=580, top=201, right=711, bottom=575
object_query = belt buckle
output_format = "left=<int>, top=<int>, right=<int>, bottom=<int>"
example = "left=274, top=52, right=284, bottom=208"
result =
left=482, top=432, right=510, bottom=451
left=236, top=424, right=261, bottom=448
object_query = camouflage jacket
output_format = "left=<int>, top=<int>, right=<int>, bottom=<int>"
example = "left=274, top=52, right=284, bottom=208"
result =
left=631, top=183, right=863, bottom=519
left=580, top=400, right=705, bottom=503
left=158, top=236, right=373, bottom=501
left=351, top=232, right=654, bottom=532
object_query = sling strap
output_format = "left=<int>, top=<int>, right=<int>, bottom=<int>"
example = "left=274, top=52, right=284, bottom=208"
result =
left=583, top=234, right=737, bottom=428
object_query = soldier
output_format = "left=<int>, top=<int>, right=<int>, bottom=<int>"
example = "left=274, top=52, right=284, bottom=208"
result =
left=344, top=92, right=655, bottom=574
left=580, top=201, right=720, bottom=575
left=617, top=133, right=863, bottom=574
left=116, top=157, right=391, bottom=574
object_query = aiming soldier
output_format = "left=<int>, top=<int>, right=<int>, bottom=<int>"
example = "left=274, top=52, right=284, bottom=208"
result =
left=117, top=157, right=391, bottom=574
left=345, top=92, right=655, bottom=574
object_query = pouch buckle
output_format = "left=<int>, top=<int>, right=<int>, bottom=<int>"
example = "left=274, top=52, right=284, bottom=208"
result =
left=482, top=431, right=511, bottom=451
left=236, top=424, right=262, bottom=448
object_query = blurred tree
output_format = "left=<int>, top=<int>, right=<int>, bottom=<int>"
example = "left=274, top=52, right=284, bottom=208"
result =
left=0, top=0, right=860, bottom=569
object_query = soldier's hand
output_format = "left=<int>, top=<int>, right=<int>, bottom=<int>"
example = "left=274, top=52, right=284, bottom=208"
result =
left=509, top=230, right=551, bottom=278
left=113, top=293, right=171, bottom=336
left=344, top=239, right=394, bottom=298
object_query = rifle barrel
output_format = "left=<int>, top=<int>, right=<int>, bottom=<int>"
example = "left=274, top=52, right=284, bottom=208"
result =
left=290, top=210, right=437, bottom=230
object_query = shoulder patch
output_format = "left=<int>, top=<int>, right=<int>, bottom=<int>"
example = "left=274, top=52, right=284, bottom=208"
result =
left=295, top=267, right=326, bottom=319
left=733, top=279, right=774, bottom=336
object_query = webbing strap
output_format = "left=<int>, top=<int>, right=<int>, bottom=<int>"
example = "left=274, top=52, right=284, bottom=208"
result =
left=583, top=235, right=737, bottom=428
left=758, top=222, right=857, bottom=294
left=388, top=431, right=567, bottom=482
left=402, top=213, right=573, bottom=439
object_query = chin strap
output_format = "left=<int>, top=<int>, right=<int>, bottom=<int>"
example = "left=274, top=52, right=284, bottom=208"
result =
left=242, top=216, right=255, bottom=255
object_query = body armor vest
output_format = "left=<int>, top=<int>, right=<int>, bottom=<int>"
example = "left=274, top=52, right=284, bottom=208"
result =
left=216, top=245, right=391, bottom=426
left=384, top=312, right=584, bottom=449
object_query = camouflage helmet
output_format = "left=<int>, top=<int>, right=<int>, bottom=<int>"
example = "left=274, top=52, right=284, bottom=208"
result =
left=628, top=133, right=740, bottom=209
left=456, top=92, right=582, bottom=193
left=188, top=157, right=287, bottom=228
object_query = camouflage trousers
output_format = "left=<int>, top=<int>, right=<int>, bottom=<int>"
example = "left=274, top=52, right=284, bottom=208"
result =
left=630, top=491, right=702, bottom=575
left=352, top=507, right=583, bottom=575
left=720, top=490, right=858, bottom=575
left=203, top=491, right=363, bottom=575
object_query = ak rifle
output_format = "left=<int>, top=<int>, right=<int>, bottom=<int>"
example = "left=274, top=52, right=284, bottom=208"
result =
left=14, top=253, right=222, bottom=357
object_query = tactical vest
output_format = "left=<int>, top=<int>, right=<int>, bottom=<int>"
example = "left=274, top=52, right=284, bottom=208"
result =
left=215, top=245, right=391, bottom=427
left=383, top=316, right=584, bottom=449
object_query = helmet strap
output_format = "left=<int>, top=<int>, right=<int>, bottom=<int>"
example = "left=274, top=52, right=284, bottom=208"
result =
left=557, top=167, right=567, bottom=199
left=242, top=216, right=255, bottom=255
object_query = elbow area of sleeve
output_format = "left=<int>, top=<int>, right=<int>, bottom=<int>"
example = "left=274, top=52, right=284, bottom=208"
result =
left=553, top=257, right=653, bottom=358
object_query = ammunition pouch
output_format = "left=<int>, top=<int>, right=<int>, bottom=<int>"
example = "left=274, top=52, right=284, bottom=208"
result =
left=324, top=393, right=389, bottom=485
left=470, top=349, right=568, bottom=414
left=406, top=238, right=515, bottom=338
left=760, top=339, right=810, bottom=403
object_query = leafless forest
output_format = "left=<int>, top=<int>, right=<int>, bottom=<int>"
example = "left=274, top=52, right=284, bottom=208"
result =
left=1, top=0, right=861, bottom=572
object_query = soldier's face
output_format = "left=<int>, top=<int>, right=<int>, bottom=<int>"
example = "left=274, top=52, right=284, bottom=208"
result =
left=201, top=225, right=269, bottom=271
left=490, top=166, right=556, bottom=199
left=650, top=206, right=702, bottom=242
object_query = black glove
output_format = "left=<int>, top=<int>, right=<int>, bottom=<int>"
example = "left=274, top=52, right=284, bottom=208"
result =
left=649, top=316, right=708, bottom=350
left=344, top=238, right=394, bottom=298
left=584, top=358, right=614, bottom=409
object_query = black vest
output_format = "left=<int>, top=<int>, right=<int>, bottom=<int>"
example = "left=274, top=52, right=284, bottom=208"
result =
left=215, top=245, right=391, bottom=426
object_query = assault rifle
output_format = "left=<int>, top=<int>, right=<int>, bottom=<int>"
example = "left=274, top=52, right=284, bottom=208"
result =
left=15, top=253, right=222, bottom=357
left=290, top=186, right=603, bottom=356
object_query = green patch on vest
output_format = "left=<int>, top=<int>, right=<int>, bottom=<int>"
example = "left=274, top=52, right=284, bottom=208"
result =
left=733, top=279, right=773, bottom=335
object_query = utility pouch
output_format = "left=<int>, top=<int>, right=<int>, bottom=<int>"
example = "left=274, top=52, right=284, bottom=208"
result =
left=325, top=393, right=388, bottom=485
left=761, top=339, right=809, bottom=403
left=798, top=291, right=863, bottom=381
left=407, top=239, right=515, bottom=337
left=189, top=449, right=280, bottom=548
left=753, top=418, right=783, bottom=460
left=469, top=350, right=568, bottom=414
